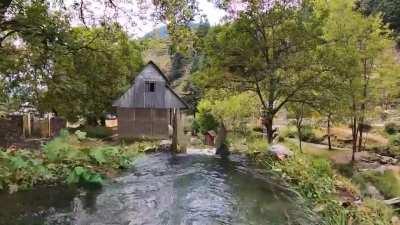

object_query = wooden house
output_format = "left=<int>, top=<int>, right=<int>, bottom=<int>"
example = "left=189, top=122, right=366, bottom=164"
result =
left=112, top=61, right=188, bottom=140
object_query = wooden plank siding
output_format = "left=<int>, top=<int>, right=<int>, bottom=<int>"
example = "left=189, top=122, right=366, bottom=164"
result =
left=117, top=108, right=169, bottom=139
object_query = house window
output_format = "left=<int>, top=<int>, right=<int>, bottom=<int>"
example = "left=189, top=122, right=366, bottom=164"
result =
left=145, top=81, right=156, bottom=92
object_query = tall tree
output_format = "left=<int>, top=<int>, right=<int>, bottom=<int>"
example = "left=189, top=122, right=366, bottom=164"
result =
left=322, top=0, right=395, bottom=160
left=41, top=25, right=143, bottom=123
left=198, top=0, right=325, bottom=143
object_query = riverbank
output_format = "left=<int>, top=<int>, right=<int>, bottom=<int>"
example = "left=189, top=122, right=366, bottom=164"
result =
left=0, top=130, right=156, bottom=193
left=243, top=139, right=398, bottom=225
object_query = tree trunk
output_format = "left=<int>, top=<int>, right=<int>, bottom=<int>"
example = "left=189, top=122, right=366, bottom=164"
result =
left=358, top=119, right=364, bottom=152
left=297, top=104, right=305, bottom=152
left=327, top=113, right=332, bottom=150
left=358, top=58, right=369, bottom=152
left=86, top=115, right=98, bottom=126
left=351, top=116, right=358, bottom=162
left=297, top=125, right=303, bottom=152
left=100, top=116, right=106, bottom=126
left=171, top=109, right=178, bottom=152
left=214, top=121, right=227, bottom=150
left=265, top=115, right=274, bottom=144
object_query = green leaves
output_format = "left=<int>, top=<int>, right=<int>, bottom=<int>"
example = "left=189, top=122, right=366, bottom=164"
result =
left=66, top=166, right=103, bottom=185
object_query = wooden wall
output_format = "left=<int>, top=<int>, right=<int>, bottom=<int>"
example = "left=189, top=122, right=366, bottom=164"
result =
left=117, top=108, right=170, bottom=139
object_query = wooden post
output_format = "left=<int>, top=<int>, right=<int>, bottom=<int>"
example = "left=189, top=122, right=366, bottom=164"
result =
left=27, top=113, right=31, bottom=137
left=171, top=109, right=178, bottom=152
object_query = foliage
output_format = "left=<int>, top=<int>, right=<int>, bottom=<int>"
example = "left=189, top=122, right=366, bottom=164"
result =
left=40, top=25, right=143, bottom=122
left=0, top=130, right=150, bottom=193
left=261, top=143, right=394, bottom=225
left=195, top=91, right=258, bottom=133
left=0, top=150, right=52, bottom=193
left=193, top=100, right=219, bottom=133
left=66, top=166, right=103, bottom=185
left=353, top=198, right=394, bottom=225
left=198, top=0, right=326, bottom=143
left=384, top=122, right=400, bottom=135
left=81, top=126, right=113, bottom=139
left=358, top=0, right=400, bottom=40
left=389, top=133, right=400, bottom=146
left=266, top=153, right=335, bottom=201
left=280, top=126, right=297, bottom=139
left=227, top=131, right=268, bottom=153
left=353, top=170, right=400, bottom=199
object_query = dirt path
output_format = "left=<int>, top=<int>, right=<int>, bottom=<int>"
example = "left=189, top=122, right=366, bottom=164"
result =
left=292, top=140, right=373, bottom=164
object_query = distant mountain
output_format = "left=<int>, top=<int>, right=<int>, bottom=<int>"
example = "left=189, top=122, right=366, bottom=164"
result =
left=143, top=26, right=169, bottom=39
left=143, top=23, right=202, bottom=39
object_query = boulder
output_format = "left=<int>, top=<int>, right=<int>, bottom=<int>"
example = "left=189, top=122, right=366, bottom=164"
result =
left=158, top=140, right=172, bottom=151
left=268, top=144, right=293, bottom=160
left=377, top=155, right=398, bottom=165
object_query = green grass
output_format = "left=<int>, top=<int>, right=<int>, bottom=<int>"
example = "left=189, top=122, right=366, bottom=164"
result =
left=255, top=140, right=394, bottom=225
left=354, top=170, right=400, bottom=199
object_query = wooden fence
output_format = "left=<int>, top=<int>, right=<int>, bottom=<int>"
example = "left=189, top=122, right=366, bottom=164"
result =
left=0, top=114, right=66, bottom=141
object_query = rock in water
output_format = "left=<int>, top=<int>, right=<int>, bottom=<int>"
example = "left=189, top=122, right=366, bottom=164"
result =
left=268, top=144, right=293, bottom=160
left=216, top=143, right=230, bottom=157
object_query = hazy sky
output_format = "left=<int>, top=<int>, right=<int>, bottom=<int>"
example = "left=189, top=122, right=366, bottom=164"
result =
left=65, top=0, right=226, bottom=37
left=135, top=0, right=226, bottom=37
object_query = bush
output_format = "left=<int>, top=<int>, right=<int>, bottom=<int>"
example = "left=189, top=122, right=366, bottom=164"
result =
left=0, top=130, right=150, bottom=193
left=193, top=112, right=219, bottom=134
left=384, top=122, right=400, bottom=135
left=252, top=126, right=263, bottom=133
left=280, top=126, right=297, bottom=138
left=82, top=126, right=113, bottom=139
left=266, top=150, right=335, bottom=200
left=264, top=144, right=394, bottom=225
left=389, top=133, right=400, bottom=146
left=66, top=166, right=103, bottom=185
left=353, top=198, right=394, bottom=225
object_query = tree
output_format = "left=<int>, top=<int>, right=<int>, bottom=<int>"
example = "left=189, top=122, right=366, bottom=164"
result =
left=357, top=0, right=400, bottom=43
left=322, top=0, right=395, bottom=160
left=198, top=0, right=325, bottom=143
left=195, top=90, right=259, bottom=148
left=40, top=25, right=143, bottom=123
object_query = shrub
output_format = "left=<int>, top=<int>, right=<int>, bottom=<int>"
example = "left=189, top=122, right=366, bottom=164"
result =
left=193, top=112, right=219, bottom=134
left=252, top=126, right=263, bottom=133
left=301, top=126, right=323, bottom=143
left=82, top=126, right=113, bottom=139
left=66, top=166, right=103, bottom=185
left=265, top=151, right=335, bottom=201
left=280, top=126, right=297, bottom=138
left=384, top=122, right=400, bottom=135
left=0, top=130, right=150, bottom=193
left=247, top=137, right=268, bottom=153
left=389, top=133, right=400, bottom=146
left=353, top=198, right=394, bottom=225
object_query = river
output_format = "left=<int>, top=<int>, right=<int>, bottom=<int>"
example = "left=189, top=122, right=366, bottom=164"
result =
left=0, top=152, right=317, bottom=225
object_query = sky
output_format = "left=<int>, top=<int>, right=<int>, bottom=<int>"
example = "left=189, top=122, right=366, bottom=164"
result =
left=134, top=0, right=226, bottom=37
left=64, top=0, right=226, bottom=37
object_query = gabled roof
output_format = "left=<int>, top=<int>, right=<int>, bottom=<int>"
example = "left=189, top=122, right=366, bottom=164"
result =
left=112, top=61, right=189, bottom=109
left=148, top=60, right=170, bottom=84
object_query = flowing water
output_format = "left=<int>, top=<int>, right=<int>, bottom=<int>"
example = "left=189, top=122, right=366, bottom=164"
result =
left=0, top=152, right=317, bottom=225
